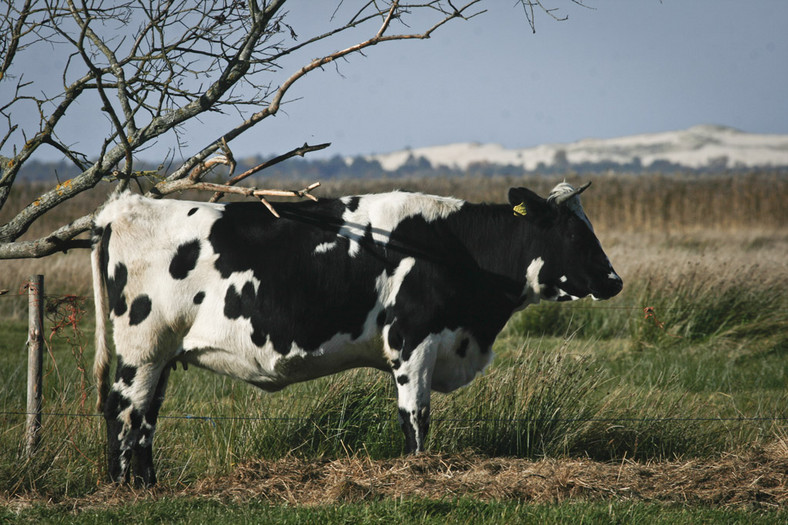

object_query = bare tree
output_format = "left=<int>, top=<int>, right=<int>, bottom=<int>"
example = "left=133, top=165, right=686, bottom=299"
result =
left=0, top=0, right=584, bottom=259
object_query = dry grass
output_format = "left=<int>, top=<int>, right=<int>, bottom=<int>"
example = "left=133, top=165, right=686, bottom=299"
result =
left=2, top=172, right=786, bottom=238
left=2, top=172, right=786, bottom=305
left=198, top=439, right=788, bottom=507
left=603, top=228, right=788, bottom=301
left=287, top=172, right=788, bottom=233
left=5, top=437, right=786, bottom=510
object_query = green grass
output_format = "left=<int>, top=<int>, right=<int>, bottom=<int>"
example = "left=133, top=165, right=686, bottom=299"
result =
left=3, top=498, right=787, bottom=524
left=1, top=234, right=786, bottom=518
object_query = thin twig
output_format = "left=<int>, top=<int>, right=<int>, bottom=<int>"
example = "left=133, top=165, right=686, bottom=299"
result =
left=176, top=181, right=321, bottom=218
left=210, top=142, right=330, bottom=202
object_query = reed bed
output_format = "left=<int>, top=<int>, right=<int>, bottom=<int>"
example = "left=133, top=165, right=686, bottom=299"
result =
left=2, top=172, right=786, bottom=239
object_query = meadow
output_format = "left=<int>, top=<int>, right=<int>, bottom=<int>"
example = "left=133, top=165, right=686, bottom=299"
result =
left=1, top=172, right=786, bottom=522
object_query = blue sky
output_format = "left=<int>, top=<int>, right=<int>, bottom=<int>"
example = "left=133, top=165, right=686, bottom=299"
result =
left=5, top=0, right=788, bottom=162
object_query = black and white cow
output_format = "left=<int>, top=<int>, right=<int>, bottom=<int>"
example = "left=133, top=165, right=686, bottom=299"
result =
left=92, top=181, right=622, bottom=486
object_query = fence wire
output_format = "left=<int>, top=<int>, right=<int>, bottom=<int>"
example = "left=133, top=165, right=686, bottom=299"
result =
left=2, top=288, right=786, bottom=429
left=1, top=410, right=786, bottom=426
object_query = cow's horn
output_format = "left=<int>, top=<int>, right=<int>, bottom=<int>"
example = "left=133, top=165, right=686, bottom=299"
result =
left=553, top=181, right=592, bottom=206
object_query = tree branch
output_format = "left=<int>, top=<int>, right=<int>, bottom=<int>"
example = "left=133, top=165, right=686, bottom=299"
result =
left=2, top=0, right=552, bottom=259
left=0, top=213, right=94, bottom=259
left=156, top=180, right=322, bottom=218
left=209, top=142, right=331, bottom=202
left=179, top=0, right=485, bottom=179
left=0, top=0, right=34, bottom=81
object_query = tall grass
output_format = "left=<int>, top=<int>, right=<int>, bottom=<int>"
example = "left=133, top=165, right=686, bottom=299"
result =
left=507, top=242, right=787, bottom=348
left=0, top=173, right=786, bottom=498
left=2, top=259, right=785, bottom=498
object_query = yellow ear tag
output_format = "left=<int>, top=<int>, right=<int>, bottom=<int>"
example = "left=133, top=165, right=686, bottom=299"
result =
left=513, top=202, right=527, bottom=217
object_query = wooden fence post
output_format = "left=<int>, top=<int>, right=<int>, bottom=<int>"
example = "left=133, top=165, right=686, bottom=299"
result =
left=26, top=274, right=44, bottom=458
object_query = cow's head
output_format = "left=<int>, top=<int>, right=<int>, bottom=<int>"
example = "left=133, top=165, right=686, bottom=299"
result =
left=509, top=182, right=623, bottom=302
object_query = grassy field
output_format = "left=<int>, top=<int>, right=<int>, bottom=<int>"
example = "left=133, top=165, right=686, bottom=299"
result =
left=1, top=173, right=786, bottom=521
left=4, top=498, right=787, bottom=524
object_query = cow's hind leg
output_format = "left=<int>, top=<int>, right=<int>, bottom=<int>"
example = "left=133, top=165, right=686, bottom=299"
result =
left=103, top=357, right=169, bottom=486
left=386, top=326, right=437, bottom=453
left=132, top=366, right=171, bottom=487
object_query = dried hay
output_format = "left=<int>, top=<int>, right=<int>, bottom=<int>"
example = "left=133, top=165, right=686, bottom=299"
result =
left=187, top=438, right=788, bottom=508
left=4, top=439, right=786, bottom=512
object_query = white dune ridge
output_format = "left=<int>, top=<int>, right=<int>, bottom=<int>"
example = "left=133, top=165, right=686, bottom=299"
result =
left=356, top=125, right=788, bottom=172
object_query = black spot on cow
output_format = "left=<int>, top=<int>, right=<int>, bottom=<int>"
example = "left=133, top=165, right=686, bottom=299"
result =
left=116, top=356, right=137, bottom=385
left=398, top=408, right=416, bottom=447
left=91, top=225, right=104, bottom=245
left=239, top=282, right=256, bottom=316
left=224, top=282, right=268, bottom=349
left=130, top=408, right=143, bottom=430
left=208, top=200, right=379, bottom=354
left=400, top=343, right=416, bottom=363
left=223, top=286, right=240, bottom=319
left=224, top=286, right=240, bottom=318
left=96, top=222, right=111, bottom=258
left=456, top=338, right=469, bottom=358
left=187, top=207, right=198, bottom=216
left=386, top=319, right=417, bottom=362
left=345, top=196, right=360, bottom=212
left=397, top=375, right=409, bottom=385
left=397, top=406, right=430, bottom=453
left=193, top=291, right=205, bottom=304
left=105, top=389, right=131, bottom=420
left=169, top=240, right=201, bottom=280
left=129, top=295, right=152, bottom=326
left=108, top=262, right=128, bottom=317
left=97, top=224, right=128, bottom=318
left=363, top=222, right=375, bottom=246
left=387, top=322, right=403, bottom=352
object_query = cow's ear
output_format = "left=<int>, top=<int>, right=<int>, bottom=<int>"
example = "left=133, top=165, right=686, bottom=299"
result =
left=508, top=187, right=552, bottom=220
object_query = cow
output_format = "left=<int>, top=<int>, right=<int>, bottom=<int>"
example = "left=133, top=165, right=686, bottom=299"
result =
left=91, top=181, right=622, bottom=486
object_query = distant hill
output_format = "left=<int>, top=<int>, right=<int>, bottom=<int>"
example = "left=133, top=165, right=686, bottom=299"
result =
left=359, top=125, right=788, bottom=173
left=14, top=125, right=788, bottom=183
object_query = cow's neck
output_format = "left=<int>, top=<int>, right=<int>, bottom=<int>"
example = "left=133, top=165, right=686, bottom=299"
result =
left=446, top=202, right=544, bottom=312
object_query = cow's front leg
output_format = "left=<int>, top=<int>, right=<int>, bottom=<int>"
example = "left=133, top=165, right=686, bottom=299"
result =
left=103, top=358, right=168, bottom=486
left=386, top=326, right=437, bottom=453
left=397, top=393, right=431, bottom=454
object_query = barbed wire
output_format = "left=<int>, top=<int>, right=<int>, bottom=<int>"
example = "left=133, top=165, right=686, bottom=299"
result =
left=0, top=410, right=786, bottom=425
left=3, top=286, right=785, bottom=429
left=8, top=288, right=782, bottom=314
left=0, top=291, right=90, bottom=300
left=3, top=288, right=787, bottom=314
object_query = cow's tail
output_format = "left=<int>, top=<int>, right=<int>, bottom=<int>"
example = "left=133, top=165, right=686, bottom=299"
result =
left=92, top=226, right=111, bottom=414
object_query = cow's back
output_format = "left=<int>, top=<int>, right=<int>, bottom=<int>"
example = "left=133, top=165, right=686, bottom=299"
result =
left=95, top=194, right=223, bottom=336
left=94, top=192, right=475, bottom=391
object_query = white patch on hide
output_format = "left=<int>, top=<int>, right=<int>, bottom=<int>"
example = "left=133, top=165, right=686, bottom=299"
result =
left=521, top=257, right=545, bottom=305
left=432, top=329, right=493, bottom=393
left=314, top=241, right=337, bottom=254
left=339, top=192, right=463, bottom=257
left=377, top=257, right=416, bottom=307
